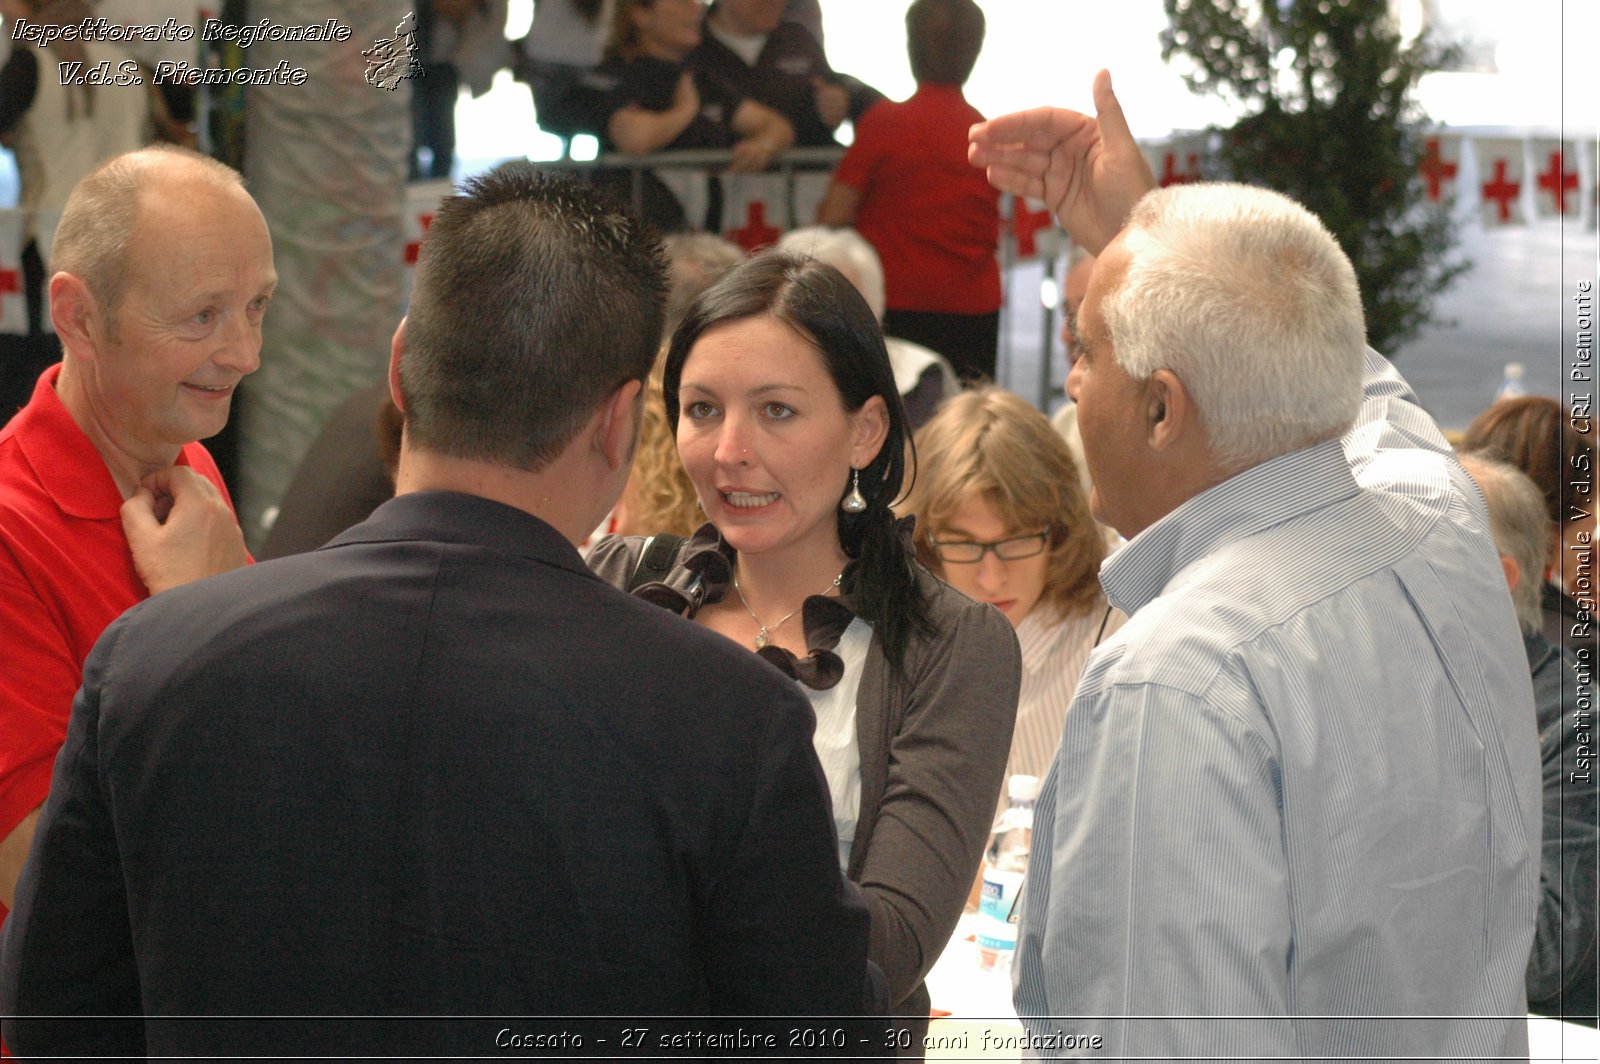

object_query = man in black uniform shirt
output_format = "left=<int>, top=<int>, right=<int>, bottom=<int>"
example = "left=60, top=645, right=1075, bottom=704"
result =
left=691, top=0, right=882, bottom=146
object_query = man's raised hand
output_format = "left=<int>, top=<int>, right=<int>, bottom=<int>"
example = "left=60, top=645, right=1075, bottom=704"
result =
left=968, top=70, right=1157, bottom=255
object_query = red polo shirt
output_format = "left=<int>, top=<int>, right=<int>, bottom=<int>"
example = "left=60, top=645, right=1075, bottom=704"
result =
left=831, top=83, right=1001, bottom=315
left=0, top=365, right=235, bottom=921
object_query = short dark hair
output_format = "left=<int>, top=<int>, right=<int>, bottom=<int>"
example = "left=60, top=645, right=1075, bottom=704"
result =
left=400, top=164, right=668, bottom=470
left=906, top=0, right=984, bottom=87
left=664, top=250, right=932, bottom=669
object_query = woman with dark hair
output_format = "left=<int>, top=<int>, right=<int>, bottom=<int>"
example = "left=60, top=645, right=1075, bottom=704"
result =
left=589, top=251, right=1019, bottom=1055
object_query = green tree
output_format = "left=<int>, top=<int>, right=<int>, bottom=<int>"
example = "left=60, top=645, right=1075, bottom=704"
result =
left=1160, top=0, right=1466, bottom=355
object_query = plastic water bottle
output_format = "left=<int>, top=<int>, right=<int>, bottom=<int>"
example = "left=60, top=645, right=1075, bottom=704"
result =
left=1497, top=362, right=1527, bottom=400
left=976, top=774, right=1038, bottom=973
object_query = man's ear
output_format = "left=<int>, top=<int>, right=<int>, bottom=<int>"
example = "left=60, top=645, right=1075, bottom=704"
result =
left=49, top=272, right=102, bottom=359
left=388, top=317, right=407, bottom=413
left=1144, top=368, right=1191, bottom=451
left=850, top=394, right=890, bottom=469
left=598, top=378, right=645, bottom=472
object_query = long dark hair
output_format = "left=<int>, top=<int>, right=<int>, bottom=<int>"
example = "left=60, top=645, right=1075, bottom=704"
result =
left=664, top=251, right=933, bottom=670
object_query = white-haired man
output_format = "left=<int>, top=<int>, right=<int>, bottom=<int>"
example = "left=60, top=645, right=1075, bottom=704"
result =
left=970, top=74, right=1539, bottom=1058
left=0, top=147, right=266, bottom=918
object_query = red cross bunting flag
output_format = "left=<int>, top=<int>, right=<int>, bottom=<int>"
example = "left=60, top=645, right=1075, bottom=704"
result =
left=0, top=211, right=26, bottom=336
left=1417, top=134, right=1462, bottom=202
left=402, top=179, right=452, bottom=302
left=724, top=198, right=783, bottom=254
left=1474, top=138, right=1527, bottom=227
left=720, top=175, right=789, bottom=252
left=1530, top=139, right=1579, bottom=219
left=1123, top=131, right=1588, bottom=230
left=1144, top=139, right=1205, bottom=189
left=717, top=171, right=832, bottom=251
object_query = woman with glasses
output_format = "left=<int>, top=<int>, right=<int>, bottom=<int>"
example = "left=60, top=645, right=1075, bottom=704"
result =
left=589, top=251, right=1019, bottom=1056
left=903, top=386, right=1123, bottom=790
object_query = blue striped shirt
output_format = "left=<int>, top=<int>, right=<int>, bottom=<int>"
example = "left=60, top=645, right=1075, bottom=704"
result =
left=1013, top=351, right=1542, bottom=1060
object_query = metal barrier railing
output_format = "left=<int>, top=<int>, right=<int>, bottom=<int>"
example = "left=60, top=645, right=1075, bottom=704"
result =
left=536, top=146, right=847, bottom=228
left=527, top=146, right=1062, bottom=410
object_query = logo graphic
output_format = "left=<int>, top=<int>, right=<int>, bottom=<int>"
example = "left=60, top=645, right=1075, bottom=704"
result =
left=363, top=12, right=422, bottom=90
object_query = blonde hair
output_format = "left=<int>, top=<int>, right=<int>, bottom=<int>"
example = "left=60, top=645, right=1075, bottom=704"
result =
left=903, top=387, right=1105, bottom=621
left=1457, top=450, right=1550, bottom=633
left=616, top=347, right=701, bottom=537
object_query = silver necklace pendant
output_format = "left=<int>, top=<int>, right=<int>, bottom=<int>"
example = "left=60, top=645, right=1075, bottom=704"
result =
left=735, top=568, right=843, bottom=653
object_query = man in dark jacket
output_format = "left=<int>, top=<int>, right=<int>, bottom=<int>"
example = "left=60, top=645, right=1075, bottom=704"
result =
left=0, top=165, right=879, bottom=1056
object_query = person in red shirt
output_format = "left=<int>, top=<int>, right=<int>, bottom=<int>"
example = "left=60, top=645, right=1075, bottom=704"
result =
left=818, top=0, right=999, bottom=382
left=0, top=147, right=269, bottom=918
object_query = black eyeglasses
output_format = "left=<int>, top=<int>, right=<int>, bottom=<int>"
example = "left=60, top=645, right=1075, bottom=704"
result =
left=928, top=528, right=1051, bottom=565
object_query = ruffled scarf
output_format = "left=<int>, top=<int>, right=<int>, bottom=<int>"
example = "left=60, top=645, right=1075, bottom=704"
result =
left=628, top=522, right=863, bottom=690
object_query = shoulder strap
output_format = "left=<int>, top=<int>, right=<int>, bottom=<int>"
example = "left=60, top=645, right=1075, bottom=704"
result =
left=626, top=533, right=686, bottom=592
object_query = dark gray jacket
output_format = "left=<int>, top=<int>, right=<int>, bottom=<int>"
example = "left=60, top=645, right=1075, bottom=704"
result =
left=589, top=525, right=1021, bottom=1036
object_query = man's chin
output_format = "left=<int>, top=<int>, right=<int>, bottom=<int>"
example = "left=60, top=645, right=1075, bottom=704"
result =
left=1088, top=487, right=1108, bottom=528
left=183, top=407, right=234, bottom=443
left=1088, top=489, right=1132, bottom=542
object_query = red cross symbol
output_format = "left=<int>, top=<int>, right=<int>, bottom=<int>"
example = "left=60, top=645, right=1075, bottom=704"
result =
left=1159, top=151, right=1199, bottom=187
left=0, top=266, right=19, bottom=322
left=728, top=201, right=781, bottom=253
left=404, top=212, right=434, bottom=265
left=1480, top=159, right=1521, bottom=223
left=1011, top=203, right=1053, bottom=258
left=1537, top=151, right=1577, bottom=214
left=1418, top=138, right=1458, bottom=201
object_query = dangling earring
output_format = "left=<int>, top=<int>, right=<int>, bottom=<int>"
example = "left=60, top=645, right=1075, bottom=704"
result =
left=841, top=467, right=868, bottom=513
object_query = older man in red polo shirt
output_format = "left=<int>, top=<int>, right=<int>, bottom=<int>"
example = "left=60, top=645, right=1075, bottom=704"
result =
left=0, top=147, right=270, bottom=917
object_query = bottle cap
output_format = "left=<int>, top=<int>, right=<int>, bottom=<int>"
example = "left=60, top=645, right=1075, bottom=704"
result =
left=1007, top=774, right=1040, bottom=802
